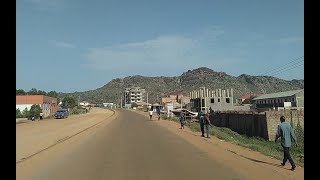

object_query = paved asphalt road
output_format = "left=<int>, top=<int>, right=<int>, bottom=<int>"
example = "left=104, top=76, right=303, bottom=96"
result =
left=23, top=109, right=245, bottom=180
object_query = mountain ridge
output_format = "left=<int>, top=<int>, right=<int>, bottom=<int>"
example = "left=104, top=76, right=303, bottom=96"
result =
left=60, top=67, right=304, bottom=104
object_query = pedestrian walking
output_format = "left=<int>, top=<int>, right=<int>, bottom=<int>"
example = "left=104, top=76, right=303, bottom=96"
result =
left=156, top=106, right=161, bottom=120
left=204, top=112, right=212, bottom=138
left=179, top=111, right=186, bottom=129
left=275, top=116, right=298, bottom=171
left=149, top=109, right=153, bottom=120
left=198, top=110, right=205, bottom=137
left=39, top=112, right=43, bottom=120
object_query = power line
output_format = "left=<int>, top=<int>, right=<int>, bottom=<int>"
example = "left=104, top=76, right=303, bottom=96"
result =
left=266, top=61, right=304, bottom=77
left=261, top=59, right=304, bottom=77
left=259, top=56, right=304, bottom=76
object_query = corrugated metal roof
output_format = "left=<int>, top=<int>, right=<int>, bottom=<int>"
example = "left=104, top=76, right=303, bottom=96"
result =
left=252, top=89, right=303, bottom=100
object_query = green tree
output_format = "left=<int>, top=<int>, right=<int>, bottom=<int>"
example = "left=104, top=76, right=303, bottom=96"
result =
left=28, top=88, right=38, bottom=95
left=16, top=108, right=23, bottom=118
left=47, top=91, right=58, bottom=98
left=47, top=91, right=60, bottom=104
left=29, top=104, right=42, bottom=119
left=37, top=90, right=47, bottom=95
left=61, top=97, right=77, bottom=109
left=22, top=108, right=29, bottom=118
left=16, top=89, right=26, bottom=95
left=295, top=119, right=304, bottom=145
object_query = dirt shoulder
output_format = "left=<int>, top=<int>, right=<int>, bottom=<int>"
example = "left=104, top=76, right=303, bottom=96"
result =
left=133, top=110, right=304, bottom=180
left=16, top=108, right=115, bottom=163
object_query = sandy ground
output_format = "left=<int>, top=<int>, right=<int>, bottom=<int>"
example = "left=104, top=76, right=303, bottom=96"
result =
left=16, top=108, right=115, bottom=163
left=16, top=108, right=303, bottom=180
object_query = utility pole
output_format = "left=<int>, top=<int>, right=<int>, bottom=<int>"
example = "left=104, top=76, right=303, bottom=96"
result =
left=146, top=92, right=148, bottom=104
left=120, top=94, right=123, bottom=108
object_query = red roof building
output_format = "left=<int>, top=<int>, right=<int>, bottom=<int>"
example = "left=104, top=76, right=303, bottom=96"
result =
left=16, top=95, right=58, bottom=117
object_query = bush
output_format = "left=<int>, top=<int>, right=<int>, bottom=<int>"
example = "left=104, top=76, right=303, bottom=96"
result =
left=16, top=108, right=23, bottom=118
left=29, top=104, right=41, bottom=119
left=71, top=106, right=89, bottom=115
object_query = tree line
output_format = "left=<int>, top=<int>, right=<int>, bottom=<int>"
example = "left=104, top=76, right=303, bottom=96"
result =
left=16, top=88, right=59, bottom=98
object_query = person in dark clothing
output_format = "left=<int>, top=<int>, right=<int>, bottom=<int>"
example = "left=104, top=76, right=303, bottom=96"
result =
left=275, top=116, right=298, bottom=171
left=204, top=112, right=212, bottom=138
left=179, top=112, right=186, bottom=129
left=156, top=107, right=161, bottom=120
left=209, top=107, right=213, bottom=114
left=198, top=111, right=205, bottom=137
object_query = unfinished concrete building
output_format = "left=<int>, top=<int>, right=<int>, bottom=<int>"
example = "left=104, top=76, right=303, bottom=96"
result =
left=189, top=87, right=235, bottom=112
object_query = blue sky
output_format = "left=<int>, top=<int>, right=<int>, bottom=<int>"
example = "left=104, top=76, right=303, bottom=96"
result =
left=16, top=0, right=304, bottom=93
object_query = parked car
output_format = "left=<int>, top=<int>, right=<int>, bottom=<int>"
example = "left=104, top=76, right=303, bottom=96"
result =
left=54, top=109, right=69, bottom=119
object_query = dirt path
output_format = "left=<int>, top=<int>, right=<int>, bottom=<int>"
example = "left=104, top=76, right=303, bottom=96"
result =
left=16, top=108, right=115, bottom=163
left=133, top=110, right=304, bottom=180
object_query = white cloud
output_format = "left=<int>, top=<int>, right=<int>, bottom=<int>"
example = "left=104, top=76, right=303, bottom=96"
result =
left=87, top=35, right=202, bottom=71
left=53, top=41, right=76, bottom=48
left=86, top=27, right=236, bottom=74
left=86, top=27, right=273, bottom=78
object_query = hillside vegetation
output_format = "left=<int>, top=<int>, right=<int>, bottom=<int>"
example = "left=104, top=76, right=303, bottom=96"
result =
left=59, top=67, right=304, bottom=104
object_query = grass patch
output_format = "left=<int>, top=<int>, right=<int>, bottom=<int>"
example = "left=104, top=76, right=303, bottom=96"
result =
left=163, top=117, right=304, bottom=167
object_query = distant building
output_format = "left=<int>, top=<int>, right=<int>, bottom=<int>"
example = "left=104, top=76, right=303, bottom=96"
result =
left=16, top=95, right=58, bottom=117
left=252, top=89, right=304, bottom=110
left=190, top=87, right=244, bottom=112
left=161, top=90, right=190, bottom=108
left=79, top=101, right=90, bottom=107
left=238, top=93, right=263, bottom=104
left=103, top=102, right=116, bottom=108
left=123, top=87, right=146, bottom=107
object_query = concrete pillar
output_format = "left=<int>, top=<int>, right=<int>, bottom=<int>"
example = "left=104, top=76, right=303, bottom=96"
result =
left=227, top=89, right=230, bottom=97
left=219, top=89, right=222, bottom=97
left=231, top=88, right=234, bottom=97
left=206, top=89, right=209, bottom=97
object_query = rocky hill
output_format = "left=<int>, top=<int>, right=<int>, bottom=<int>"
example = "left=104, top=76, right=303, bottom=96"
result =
left=59, top=67, right=304, bottom=104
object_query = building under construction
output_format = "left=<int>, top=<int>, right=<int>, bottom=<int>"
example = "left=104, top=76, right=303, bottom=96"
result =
left=189, top=87, right=235, bottom=112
